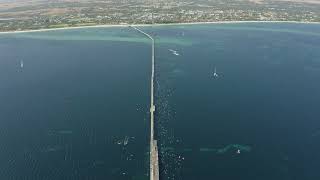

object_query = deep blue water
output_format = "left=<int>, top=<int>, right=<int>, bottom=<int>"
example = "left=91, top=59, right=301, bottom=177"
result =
left=0, top=23, right=320, bottom=180
left=152, top=23, right=320, bottom=180
left=0, top=34, right=150, bottom=179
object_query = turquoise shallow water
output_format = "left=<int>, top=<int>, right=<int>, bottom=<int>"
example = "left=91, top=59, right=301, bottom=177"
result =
left=1, top=23, right=320, bottom=180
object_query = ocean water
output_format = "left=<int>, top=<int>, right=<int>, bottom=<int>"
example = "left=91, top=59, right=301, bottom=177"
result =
left=153, top=23, right=320, bottom=180
left=0, top=23, right=320, bottom=180
left=0, top=28, right=151, bottom=180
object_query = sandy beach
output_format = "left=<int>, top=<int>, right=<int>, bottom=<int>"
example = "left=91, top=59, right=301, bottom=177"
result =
left=0, top=21, right=320, bottom=34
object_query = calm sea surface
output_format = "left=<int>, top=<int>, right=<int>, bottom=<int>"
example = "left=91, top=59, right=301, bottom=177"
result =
left=1, top=23, right=320, bottom=180
left=0, top=28, right=150, bottom=180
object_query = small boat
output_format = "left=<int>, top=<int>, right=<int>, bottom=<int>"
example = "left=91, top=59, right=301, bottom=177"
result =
left=213, top=67, right=218, bottom=77
left=124, top=136, right=129, bottom=146
left=168, top=49, right=180, bottom=56
left=117, top=140, right=122, bottom=145
left=20, top=60, right=24, bottom=68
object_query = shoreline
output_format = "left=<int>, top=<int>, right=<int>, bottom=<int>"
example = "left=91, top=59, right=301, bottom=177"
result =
left=1, top=20, right=320, bottom=34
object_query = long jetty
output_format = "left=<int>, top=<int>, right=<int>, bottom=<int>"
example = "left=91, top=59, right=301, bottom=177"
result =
left=131, top=26, right=159, bottom=180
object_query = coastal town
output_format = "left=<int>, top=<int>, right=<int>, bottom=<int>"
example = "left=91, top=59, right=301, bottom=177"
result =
left=0, top=0, right=320, bottom=31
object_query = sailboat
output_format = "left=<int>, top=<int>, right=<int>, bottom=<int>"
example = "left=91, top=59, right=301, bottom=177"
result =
left=213, top=67, right=218, bottom=77
left=20, top=60, right=24, bottom=68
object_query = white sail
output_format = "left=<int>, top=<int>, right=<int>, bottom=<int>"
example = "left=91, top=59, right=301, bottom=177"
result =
left=213, top=67, right=218, bottom=77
